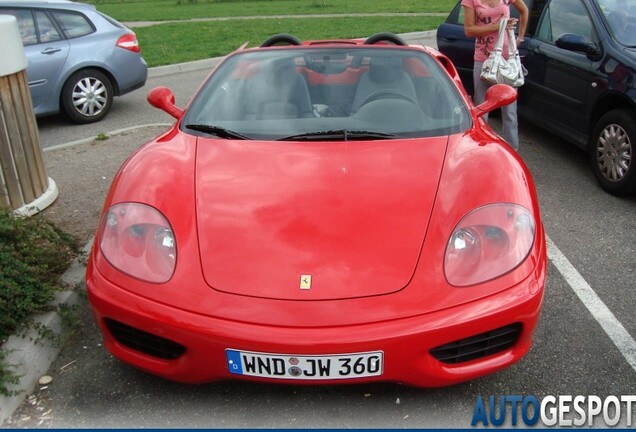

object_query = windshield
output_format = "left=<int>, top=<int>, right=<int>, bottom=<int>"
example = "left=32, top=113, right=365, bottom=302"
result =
left=183, top=47, right=471, bottom=140
left=596, top=0, right=636, bottom=46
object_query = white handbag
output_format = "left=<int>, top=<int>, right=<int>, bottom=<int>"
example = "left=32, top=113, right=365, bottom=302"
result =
left=480, top=18, right=527, bottom=87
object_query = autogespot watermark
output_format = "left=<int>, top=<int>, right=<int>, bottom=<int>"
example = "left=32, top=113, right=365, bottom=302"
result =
left=471, top=395, right=636, bottom=427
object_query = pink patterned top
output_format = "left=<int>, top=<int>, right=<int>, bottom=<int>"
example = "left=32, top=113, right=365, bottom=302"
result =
left=461, top=0, right=514, bottom=62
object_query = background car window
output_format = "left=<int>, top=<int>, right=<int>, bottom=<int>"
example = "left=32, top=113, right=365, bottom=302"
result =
left=0, top=8, right=37, bottom=45
left=52, top=11, right=94, bottom=38
left=536, top=0, right=595, bottom=43
left=34, top=10, right=62, bottom=43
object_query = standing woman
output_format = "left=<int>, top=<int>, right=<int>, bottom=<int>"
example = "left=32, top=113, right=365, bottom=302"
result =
left=462, top=0, right=528, bottom=151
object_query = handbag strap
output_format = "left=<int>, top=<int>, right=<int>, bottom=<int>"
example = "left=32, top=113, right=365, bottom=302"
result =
left=493, top=18, right=508, bottom=53
left=506, top=26, right=519, bottom=57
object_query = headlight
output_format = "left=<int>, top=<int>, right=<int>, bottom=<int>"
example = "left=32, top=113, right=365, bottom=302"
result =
left=99, top=203, right=177, bottom=283
left=444, top=203, right=535, bottom=286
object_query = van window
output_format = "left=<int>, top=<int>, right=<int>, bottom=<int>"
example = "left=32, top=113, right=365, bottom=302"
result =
left=536, top=0, right=595, bottom=43
left=597, top=0, right=636, bottom=47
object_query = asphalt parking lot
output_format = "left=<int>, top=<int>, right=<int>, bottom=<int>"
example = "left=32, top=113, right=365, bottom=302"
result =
left=3, top=32, right=635, bottom=428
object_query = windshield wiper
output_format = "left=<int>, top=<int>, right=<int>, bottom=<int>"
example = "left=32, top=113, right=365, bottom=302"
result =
left=185, top=124, right=252, bottom=140
left=278, top=129, right=397, bottom=141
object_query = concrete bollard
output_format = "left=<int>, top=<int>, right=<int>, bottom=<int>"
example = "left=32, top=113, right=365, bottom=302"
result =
left=0, top=15, right=57, bottom=216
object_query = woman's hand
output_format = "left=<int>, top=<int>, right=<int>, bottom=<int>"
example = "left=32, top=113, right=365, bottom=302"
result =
left=506, top=18, right=519, bottom=30
left=503, top=18, right=524, bottom=47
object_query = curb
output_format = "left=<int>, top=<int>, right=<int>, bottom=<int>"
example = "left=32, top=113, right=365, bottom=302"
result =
left=12, top=177, right=59, bottom=218
left=0, top=241, right=92, bottom=426
left=149, top=58, right=221, bottom=78
left=42, top=123, right=172, bottom=153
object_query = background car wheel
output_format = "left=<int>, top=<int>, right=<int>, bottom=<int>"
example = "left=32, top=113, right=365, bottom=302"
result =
left=590, top=109, right=636, bottom=196
left=62, top=69, right=114, bottom=124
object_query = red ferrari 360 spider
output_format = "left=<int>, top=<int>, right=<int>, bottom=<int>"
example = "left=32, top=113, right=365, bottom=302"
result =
left=86, top=33, right=547, bottom=387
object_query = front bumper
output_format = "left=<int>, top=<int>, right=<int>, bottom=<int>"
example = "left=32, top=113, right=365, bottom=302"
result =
left=86, top=264, right=544, bottom=388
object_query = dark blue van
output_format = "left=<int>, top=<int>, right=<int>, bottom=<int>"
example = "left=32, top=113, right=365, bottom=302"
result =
left=437, top=0, right=636, bottom=196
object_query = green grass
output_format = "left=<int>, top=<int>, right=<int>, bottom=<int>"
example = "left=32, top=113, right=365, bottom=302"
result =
left=0, top=210, right=79, bottom=395
left=136, top=15, right=446, bottom=67
left=82, top=0, right=455, bottom=67
left=87, top=0, right=456, bottom=22
left=0, top=211, right=78, bottom=344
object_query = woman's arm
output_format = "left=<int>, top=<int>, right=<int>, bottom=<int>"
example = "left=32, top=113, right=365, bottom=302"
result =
left=511, top=0, right=529, bottom=44
left=463, top=6, right=499, bottom=37
left=463, top=2, right=527, bottom=40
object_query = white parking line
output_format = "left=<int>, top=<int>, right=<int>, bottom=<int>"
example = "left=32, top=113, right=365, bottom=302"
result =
left=547, top=235, right=636, bottom=373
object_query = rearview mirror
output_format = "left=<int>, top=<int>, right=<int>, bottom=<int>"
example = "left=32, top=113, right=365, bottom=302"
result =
left=147, top=86, right=184, bottom=119
left=555, top=33, right=601, bottom=58
left=472, top=84, right=518, bottom=117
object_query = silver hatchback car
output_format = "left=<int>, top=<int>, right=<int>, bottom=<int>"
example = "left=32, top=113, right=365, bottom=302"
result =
left=0, top=0, right=147, bottom=123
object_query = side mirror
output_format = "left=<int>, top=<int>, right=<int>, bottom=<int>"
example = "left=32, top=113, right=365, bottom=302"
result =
left=147, top=86, right=184, bottom=119
left=472, top=84, right=518, bottom=118
left=555, top=33, right=601, bottom=58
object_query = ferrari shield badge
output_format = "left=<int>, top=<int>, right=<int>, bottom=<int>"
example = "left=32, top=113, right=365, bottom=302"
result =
left=300, top=275, right=312, bottom=290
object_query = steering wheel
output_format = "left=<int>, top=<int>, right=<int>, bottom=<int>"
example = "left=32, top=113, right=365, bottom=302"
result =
left=359, top=90, right=418, bottom=109
left=260, top=34, right=302, bottom=47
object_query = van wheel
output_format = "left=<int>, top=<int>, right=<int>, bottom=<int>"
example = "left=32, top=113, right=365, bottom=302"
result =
left=62, top=69, right=113, bottom=124
left=590, top=109, right=635, bottom=196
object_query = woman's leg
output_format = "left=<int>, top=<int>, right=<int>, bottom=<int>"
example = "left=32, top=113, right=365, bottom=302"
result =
left=501, top=100, right=519, bottom=151
left=473, top=61, right=520, bottom=151
left=472, top=61, right=490, bottom=121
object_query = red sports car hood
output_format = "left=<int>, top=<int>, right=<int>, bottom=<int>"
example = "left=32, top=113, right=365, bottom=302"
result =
left=196, top=137, right=448, bottom=300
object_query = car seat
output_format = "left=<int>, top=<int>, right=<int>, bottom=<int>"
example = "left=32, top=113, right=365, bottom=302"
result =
left=244, top=58, right=315, bottom=120
left=350, top=57, right=417, bottom=113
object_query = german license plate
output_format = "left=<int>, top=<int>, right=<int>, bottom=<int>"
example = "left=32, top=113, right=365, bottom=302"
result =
left=226, top=349, right=383, bottom=380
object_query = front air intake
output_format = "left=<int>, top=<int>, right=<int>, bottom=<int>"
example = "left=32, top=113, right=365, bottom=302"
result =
left=105, top=318, right=186, bottom=360
left=430, top=323, right=522, bottom=364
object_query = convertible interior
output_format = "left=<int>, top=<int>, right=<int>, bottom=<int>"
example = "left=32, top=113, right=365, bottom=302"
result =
left=184, top=34, right=471, bottom=140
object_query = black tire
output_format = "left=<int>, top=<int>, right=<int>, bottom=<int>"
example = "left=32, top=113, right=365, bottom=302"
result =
left=61, top=69, right=114, bottom=124
left=590, top=109, right=636, bottom=196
